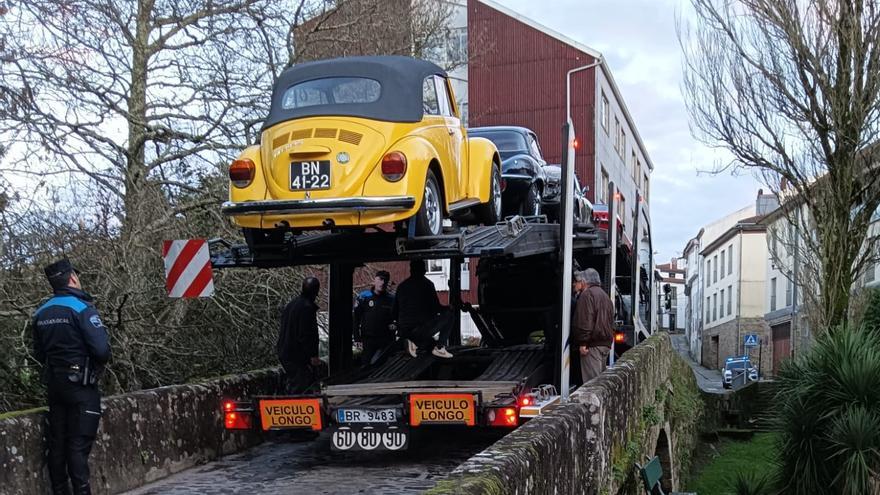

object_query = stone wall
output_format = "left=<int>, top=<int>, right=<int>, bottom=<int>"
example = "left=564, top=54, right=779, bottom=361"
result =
left=427, top=333, right=704, bottom=495
left=701, top=318, right=772, bottom=375
left=0, top=368, right=283, bottom=495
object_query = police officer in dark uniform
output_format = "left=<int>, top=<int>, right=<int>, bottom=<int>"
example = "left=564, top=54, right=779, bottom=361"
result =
left=32, top=259, right=111, bottom=495
left=353, top=270, right=395, bottom=365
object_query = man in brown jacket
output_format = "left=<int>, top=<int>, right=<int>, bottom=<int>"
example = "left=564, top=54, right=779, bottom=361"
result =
left=572, top=268, right=614, bottom=383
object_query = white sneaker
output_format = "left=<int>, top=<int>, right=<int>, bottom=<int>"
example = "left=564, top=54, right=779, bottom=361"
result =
left=432, top=346, right=453, bottom=359
left=406, top=339, right=418, bottom=358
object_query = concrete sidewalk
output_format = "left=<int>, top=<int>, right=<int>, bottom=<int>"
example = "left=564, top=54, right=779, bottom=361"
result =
left=670, top=333, right=729, bottom=395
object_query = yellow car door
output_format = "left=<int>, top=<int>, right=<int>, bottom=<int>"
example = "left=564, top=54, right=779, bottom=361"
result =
left=420, top=75, right=460, bottom=203
left=436, top=75, right=469, bottom=202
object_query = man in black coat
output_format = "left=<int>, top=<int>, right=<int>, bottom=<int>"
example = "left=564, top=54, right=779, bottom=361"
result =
left=32, top=259, right=111, bottom=495
left=277, top=277, right=322, bottom=393
left=393, top=260, right=453, bottom=359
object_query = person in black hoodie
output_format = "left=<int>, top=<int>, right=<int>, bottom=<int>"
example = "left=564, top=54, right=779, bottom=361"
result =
left=393, top=260, right=454, bottom=359
left=277, top=277, right=322, bottom=393
left=32, top=258, right=111, bottom=495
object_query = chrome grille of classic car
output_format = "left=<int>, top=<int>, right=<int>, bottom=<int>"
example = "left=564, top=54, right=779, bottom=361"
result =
left=314, top=128, right=337, bottom=139
left=338, top=130, right=363, bottom=145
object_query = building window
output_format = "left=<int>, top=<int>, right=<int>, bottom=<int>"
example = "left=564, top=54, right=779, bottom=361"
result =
left=600, top=167, right=609, bottom=203
left=614, top=117, right=621, bottom=153
left=720, top=289, right=725, bottom=318
left=720, top=251, right=725, bottom=280
left=427, top=259, right=444, bottom=274
left=620, top=129, right=627, bottom=160
left=445, top=27, right=468, bottom=66
left=727, top=285, right=733, bottom=314
left=643, top=173, right=649, bottom=203
left=601, top=92, right=609, bottom=133
left=706, top=260, right=711, bottom=287
left=728, top=245, right=733, bottom=274
left=786, top=278, right=793, bottom=306
left=706, top=296, right=711, bottom=323
left=713, top=255, right=718, bottom=283
left=770, top=277, right=777, bottom=311
left=631, top=151, right=637, bottom=181
left=865, top=261, right=876, bottom=284
left=713, top=293, right=718, bottom=321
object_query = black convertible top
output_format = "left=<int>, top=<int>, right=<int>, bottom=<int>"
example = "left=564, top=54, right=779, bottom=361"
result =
left=263, top=56, right=447, bottom=129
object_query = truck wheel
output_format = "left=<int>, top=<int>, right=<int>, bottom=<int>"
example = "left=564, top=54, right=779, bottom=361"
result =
left=415, top=171, right=443, bottom=236
left=521, top=183, right=541, bottom=217
left=477, top=165, right=502, bottom=225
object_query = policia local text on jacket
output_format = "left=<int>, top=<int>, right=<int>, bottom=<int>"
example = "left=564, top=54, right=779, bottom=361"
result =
left=31, top=260, right=111, bottom=495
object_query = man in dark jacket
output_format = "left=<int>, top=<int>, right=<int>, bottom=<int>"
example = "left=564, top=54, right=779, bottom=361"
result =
left=277, top=277, right=322, bottom=393
left=572, top=268, right=614, bottom=383
left=32, top=258, right=111, bottom=495
left=393, top=260, right=453, bottom=359
left=353, top=270, right=395, bottom=365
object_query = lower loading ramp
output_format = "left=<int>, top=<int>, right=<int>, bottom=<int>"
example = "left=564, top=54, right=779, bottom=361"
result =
left=209, top=217, right=603, bottom=268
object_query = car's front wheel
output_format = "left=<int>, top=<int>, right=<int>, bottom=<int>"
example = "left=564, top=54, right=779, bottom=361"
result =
left=521, top=183, right=542, bottom=217
left=477, top=165, right=502, bottom=225
left=414, top=170, right=443, bottom=236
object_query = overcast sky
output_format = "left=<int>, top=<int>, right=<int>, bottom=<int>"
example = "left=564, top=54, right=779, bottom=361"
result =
left=496, top=0, right=763, bottom=263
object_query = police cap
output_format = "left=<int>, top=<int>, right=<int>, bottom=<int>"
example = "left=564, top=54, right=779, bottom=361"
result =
left=44, top=258, right=78, bottom=285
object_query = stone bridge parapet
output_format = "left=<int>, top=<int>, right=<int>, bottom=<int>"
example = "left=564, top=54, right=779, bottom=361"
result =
left=428, top=333, right=704, bottom=495
left=0, top=368, right=283, bottom=495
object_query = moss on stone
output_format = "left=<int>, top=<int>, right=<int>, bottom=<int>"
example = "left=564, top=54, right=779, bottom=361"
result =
left=0, top=406, right=47, bottom=420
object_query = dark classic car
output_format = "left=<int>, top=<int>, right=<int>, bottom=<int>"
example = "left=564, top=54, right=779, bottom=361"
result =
left=542, top=164, right=593, bottom=225
left=467, top=126, right=547, bottom=217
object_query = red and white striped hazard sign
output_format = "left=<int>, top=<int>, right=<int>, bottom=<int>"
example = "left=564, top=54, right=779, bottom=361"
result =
left=162, top=239, right=214, bottom=298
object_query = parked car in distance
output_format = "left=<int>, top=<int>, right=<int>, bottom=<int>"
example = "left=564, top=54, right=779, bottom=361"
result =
left=222, top=56, right=502, bottom=250
left=467, top=126, right=547, bottom=217
left=722, top=356, right=759, bottom=389
left=541, top=164, right=593, bottom=225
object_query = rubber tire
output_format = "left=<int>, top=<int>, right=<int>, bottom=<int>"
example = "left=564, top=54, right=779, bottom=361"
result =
left=476, top=165, right=502, bottom=225
left=414, top=171, right=443, bottom=236
left=521, top=183, right=542, bottom=217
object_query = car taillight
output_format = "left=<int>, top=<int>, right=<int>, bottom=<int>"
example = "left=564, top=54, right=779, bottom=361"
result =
left=229, top=159, right=255, bottom=188
left=381, top=151, right=407, bottom=182
left=486, top=407, right=518, bottom=428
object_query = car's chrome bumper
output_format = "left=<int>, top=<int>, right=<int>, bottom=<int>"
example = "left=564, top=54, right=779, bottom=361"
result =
left=222, top=196, right=417, bottom=216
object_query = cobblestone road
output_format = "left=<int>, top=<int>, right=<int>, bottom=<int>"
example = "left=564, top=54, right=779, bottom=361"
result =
left=124, top=427, right=506, bottom=494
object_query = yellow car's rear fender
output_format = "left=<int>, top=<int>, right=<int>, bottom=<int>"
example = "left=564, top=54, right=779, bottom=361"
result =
left=466, top=136, right=500, bottom=202
left=362, top=135, right=446, bottom=213
left=228, top=145, right=267, bottom=229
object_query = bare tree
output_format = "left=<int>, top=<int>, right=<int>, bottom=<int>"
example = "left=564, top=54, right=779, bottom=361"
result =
left=680, top=0, right=880, bottom=329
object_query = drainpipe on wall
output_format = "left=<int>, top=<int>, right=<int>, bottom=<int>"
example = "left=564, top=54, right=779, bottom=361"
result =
left=737, top=230, right=744, bottom=359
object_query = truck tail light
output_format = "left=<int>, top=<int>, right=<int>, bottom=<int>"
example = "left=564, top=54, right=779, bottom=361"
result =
left=222, top=400, right=254, bottom=430
left=486, top=407, right=519, bottom=428
left=229, top=159, right=256, bottom=188
left=381, top=151, right=407, bottom=182
left=614, top=332, right=626, bottom=344
left=224, top=411, right=253, bottom=430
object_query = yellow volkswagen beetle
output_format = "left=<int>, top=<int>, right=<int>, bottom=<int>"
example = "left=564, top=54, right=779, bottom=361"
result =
left=222, top=56, right=502, bottom=246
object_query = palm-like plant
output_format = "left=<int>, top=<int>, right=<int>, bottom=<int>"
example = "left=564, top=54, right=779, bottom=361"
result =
left=773, top=325, right=880, bottom=495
